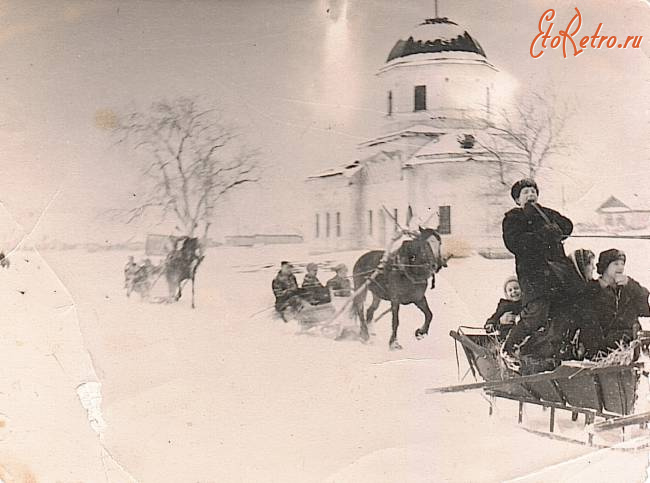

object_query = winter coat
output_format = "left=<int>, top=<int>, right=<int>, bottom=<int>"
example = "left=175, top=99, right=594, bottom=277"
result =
left=302, top=273, right=331, bottom=305
left=581, top=277, right=650, bottom=353
left=326, top=275, right=352, bottom=297
left=302, top=274, right=324, bottom=290
left=484, top=299, right=523, bottom=337
left=272, top=271, right=298, bottom=301
left=502, top=204, right=573, bottom=305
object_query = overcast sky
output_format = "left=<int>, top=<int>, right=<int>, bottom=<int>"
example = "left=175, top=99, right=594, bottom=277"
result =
left=0, top=0, right=648, bottom=244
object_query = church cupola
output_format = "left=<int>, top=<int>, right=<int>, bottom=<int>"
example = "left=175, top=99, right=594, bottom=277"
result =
left=378, top=11, right=497, bottom=131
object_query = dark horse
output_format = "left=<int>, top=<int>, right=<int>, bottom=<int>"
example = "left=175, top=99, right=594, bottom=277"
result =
left=165, top=237, right=204, bottom=308
left=352, top=227, right=444, bottom=350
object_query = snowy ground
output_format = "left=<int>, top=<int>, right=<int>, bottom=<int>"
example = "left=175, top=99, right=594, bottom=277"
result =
left=1, top=239, right=649, bottom=481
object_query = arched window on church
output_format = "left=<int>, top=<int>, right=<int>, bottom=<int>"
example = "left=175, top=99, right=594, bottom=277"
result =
left=368, top=210, right=373, bottom=236
left=336, top=212, right=341, bottom=237
left=315, top=213, right=320, bottom=238
left=414, top=85, right=426, bottom=112
left=326, top=212, right=331, bottom=237
left=387, top=91, right=393, bottom=116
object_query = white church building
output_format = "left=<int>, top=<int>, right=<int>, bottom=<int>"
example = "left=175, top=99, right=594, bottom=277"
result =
left=306, top=16, right=543, bottom=254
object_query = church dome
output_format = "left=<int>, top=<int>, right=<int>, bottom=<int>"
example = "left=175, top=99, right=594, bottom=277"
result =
left=387, top=18, right=486, bottom=62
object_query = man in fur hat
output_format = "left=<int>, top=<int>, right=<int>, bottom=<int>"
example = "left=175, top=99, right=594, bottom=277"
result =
left=500, top=178, right=574, bottom=371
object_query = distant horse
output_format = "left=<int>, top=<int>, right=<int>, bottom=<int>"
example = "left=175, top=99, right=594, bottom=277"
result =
left=164, top=237, right=204, bottom=308
left=352, top=227, right=444, bottom=350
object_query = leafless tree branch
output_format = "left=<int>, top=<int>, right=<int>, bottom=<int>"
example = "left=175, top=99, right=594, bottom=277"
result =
left=109, top=97, right=260, bottom=240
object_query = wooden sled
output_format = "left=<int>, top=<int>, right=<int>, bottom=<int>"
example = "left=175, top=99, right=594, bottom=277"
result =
left=429, top=328, right=650, bottom=446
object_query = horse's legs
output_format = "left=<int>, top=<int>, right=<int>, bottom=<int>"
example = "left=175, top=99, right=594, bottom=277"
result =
left=414, top=297, right=433, bottom=339
left=191, top=276, right=196, bottom=309
left=389, top=300, right=402, bottom=350
left=354, top=286, right=369, bottom=341
left=366, top=292, right=381, bottom=324
left=166, top=275, right=177, bottom=303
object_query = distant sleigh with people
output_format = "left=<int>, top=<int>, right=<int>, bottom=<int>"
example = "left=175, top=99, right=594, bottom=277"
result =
left=124, top=234, right=204, bottom=308
left=429, top=178, right=650, bottom=447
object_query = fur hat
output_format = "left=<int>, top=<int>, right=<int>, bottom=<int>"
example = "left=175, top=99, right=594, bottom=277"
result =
left=596, top=249, right=626, bottom=275
left=281, top=260, right=293, bottom=268
left=332, top=263, right=347, bottom=273
left=510, top=178, right=539, bottom=201
left=503, top=276, right=519, bottom=295
left=306, top=263, right=318, bottom=272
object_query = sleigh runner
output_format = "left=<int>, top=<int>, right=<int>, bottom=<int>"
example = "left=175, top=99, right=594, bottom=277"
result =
left=429, top=328, right=650, bottom=446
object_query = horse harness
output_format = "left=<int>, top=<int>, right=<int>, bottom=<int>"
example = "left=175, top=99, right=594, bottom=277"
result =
left=380, top=250, right=434, bottom=285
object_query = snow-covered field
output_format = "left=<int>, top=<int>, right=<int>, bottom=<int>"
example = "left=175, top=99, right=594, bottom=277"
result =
left=1, top=239, right=649, bottom=481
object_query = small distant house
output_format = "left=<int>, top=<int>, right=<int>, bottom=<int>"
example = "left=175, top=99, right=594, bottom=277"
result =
left=225, top=235, right=256, bottom=247
left=596, top=195, right=650, bottom=230
left=225, top=234, right=303, bottom=247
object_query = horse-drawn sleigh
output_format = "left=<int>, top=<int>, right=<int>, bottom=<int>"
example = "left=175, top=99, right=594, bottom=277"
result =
left=428, top=327, right=650, bottom=447
left=287, top=220, right=448, bottom=347
left=126, top=234, right=204, bottom=307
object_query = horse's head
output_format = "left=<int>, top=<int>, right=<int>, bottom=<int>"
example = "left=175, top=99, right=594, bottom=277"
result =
left=417, top=226, right=445, bottom=273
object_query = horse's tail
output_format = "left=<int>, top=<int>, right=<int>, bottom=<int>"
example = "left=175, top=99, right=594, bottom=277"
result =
left=347, top=284, right=364, bottom=321
left=350, top=251, right=384, bottom=323
left=350, top=270, right=373, bottom=322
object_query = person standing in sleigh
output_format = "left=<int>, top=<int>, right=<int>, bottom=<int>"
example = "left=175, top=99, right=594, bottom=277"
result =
left=500, top=179, right=576, bottom=372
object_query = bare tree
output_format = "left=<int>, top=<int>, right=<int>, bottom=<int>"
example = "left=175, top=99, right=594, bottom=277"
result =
left=475, top=90, right=574, bottom=181
left=114, top=98, right=259, bottom=242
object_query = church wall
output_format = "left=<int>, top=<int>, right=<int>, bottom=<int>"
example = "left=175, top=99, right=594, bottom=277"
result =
left=380, top=61, right=496, bottom=123
left=306, top=175, right=357, bottom=252
left=359, top=179, right=409, bottom=249
left=405, top=159, right=530, bottom=250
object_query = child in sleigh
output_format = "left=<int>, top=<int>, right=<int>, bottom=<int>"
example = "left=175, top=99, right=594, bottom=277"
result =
left=484, top=276, right=523, bottom=341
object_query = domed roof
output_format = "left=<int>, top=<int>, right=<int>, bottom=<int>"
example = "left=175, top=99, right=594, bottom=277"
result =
left=387, top=18, right=486, bottom=62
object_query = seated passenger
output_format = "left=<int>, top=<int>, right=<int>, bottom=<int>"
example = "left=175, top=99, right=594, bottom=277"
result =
left=302, top=263, right=323, bottom=290
left=272, top=261, right=302, bottom=320
left=484, top=276, right=522, bottom=340
left=326, top=264, right=352, bottom=297
left=302, top=263, right=330, bottom=305
left=582, top=249, right=650, bottom=357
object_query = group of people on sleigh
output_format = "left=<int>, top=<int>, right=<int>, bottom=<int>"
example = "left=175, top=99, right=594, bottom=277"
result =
left=271, top=261, right=352, bottom=321
left=485, top=178, right=650, bottom=375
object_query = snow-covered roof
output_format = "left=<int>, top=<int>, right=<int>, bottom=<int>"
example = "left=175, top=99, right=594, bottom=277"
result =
left=307, top=151, right=403, bottom=180
left=307, top=160, right=362, bottom=179
left=403, top=129, right=526, bottom=166
left=359, top=124, right=444, bottom=148
left=309, top=127, right=531, bottom=179
left=598, top=194, right=650, bottom=212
